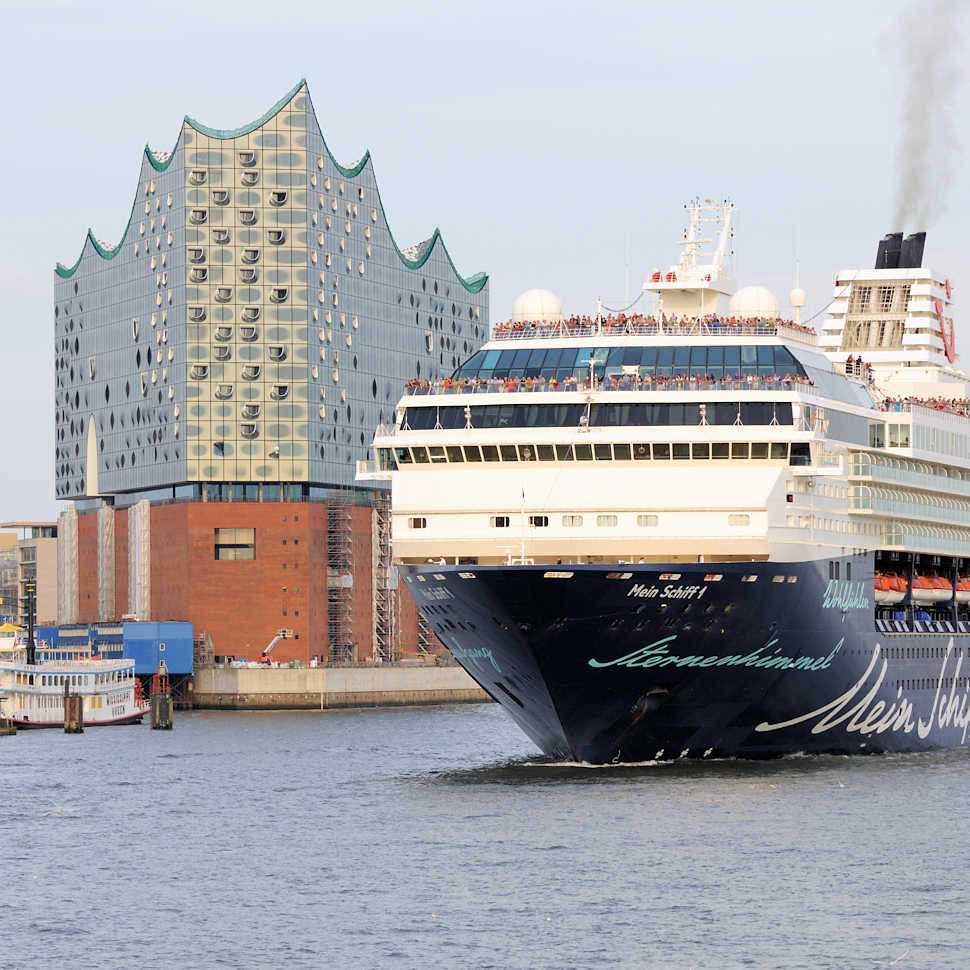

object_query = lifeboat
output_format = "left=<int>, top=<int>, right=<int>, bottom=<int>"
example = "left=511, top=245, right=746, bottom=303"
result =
left=912, top=573, right=951, bottom=604
left=874, top=572, right=906, bottom=605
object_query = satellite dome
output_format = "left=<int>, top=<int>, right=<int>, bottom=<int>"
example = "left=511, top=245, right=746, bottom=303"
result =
left=511, top=288, right=564, bottom=323
left=789, top=287, right=807, bottom=309
left=728, top=285, right=779, bottom=320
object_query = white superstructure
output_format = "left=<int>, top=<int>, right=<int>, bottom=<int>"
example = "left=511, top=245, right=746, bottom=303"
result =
left=360, top=208, right=970, bottom=571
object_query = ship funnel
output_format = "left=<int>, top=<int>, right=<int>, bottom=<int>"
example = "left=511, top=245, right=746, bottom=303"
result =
left=875, top=232, right=903, bottom=269
left=899, top=231, right=926, bottom=269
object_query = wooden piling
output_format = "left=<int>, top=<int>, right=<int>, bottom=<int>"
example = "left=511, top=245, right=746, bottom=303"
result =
left=63, top=682, right=83, bottom=733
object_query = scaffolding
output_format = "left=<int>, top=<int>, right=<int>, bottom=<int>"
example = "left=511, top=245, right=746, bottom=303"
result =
left=372, top=489, right=397, bottom=663
left=416, top=607, right=434, bottom=657
left=327, top=492, right=355, bottom=664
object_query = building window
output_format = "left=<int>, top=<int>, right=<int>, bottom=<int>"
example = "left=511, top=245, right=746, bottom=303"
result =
left=562, top=514, right=584, bottom=527
left=637, top=514, right=659, bottom=527
left=408, top=517, right=427, bottom=529
left=529, top=515, right=549, bottom=527
left=490, top=516, right=510, bottom=528
left=214, top=528, right=255, bottom=561
left=596, top=514, right=618, bottom=527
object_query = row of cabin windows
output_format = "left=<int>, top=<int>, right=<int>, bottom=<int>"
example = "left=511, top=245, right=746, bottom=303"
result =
left=403, top=402, right=794, bottom=431
left=391, top=441, right=810, bottom=466
left=409, top=513, right=745, bottom=530
left=455, top=345, right=806, bottom=382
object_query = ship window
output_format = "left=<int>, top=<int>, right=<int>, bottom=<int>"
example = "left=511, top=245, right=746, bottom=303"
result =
left=395, top=448, right=413, bottom=465
left=711, top=442, right=729, bottom=459
left=613, top=444, right=631, bottom=461
left=490, top=516, right=510, bottom=528
left=790, top=443, right=811, bottom=465
left=518, top=445, right=536, bottom=461
left=729, top=514, right=751, bottom=526
left=482, top=445, right=500, bottom=462
left=596, top=514, right=618, bottom=527
left=529, top=515, right=549, bottom=527
left=214, top=527, right=255, bottom=561
left=594, top=444, right=612, bottom=460
left=412, top=447, right=429, bottom=463
left=653, top=443, right=670, bottom=460
left=428, top=446, right=447, bottom=464
left=537, top=445, right=555, bottom=461
left=633, top=443, right=650, bottom=460
left=770, top=443, right=788, bottom=460
left=463, top=445, right=482, bottom=462
left=741, top=574, right=758, bottom=583
left=672, top=443, right=690, bottom=460
left=555, top=444, right=574, bottom=461
left=499, top=445, right=518, bottom=462
left=446, top=446, right=464, bottom=462
left=691, top=443, right=710, bottom=459
left=731, top=443, right=749, bottom=459
left=408, top=517, right=427, bottom=529
left=575, top=444, right=593, bottom=461
left=562, top=514, right=583, bottom=527
left=637, top=514, right=659, bottom=527
left=751, top=443, right=770, bottom=459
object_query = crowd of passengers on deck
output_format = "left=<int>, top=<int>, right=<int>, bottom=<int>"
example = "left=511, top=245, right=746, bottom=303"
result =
left=492, top=313, right=818, bottom=338
left=880, top=396, right=970, bottom=418
left=405, top=372, right=815, bottom=393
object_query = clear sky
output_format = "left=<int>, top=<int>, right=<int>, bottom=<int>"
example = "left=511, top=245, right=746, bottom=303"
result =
left=1, top=0, right=966, bottom=521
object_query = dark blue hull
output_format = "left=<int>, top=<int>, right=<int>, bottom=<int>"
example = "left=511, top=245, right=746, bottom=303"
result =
left=402, top=556, right=970, bottom=762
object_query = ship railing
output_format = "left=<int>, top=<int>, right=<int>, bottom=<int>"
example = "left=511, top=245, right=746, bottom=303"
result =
left=403, top=377, right=818, bottom=397
left=490, top=321, right=818, bottom=344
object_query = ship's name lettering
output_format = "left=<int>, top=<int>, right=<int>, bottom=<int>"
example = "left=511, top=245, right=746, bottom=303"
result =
left=421, top=586, right=455, bottom=602
left=756, top=640, right=970, bottom=743
left=588, top=635, right=843, bottom=672
left=822, top=580, right=869, bottom=610
left=448, top=644, right=501, bottom=673
left=627, top=584, right=707, bottom=601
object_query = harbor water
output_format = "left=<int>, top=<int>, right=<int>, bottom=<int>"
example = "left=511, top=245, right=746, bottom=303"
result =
left=4, top=704, right=970, bottom=969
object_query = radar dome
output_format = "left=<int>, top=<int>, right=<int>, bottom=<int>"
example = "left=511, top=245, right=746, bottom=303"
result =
left=789, top=287, right=807, bottom=309
left=511, top=288, right=564, bottom=324
left=728, top=285, right=779, bottom=320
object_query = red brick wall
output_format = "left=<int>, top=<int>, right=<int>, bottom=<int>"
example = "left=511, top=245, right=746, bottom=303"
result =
left=72, top=499, right=430, bottom=663
left=114, top=510, right=128, bottom=618
left=77, top=511, right=98, bottom=623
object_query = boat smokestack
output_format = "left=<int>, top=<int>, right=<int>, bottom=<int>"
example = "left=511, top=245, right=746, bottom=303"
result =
left=899, top=231, right=927, bottom=268
left=875, top=232, right=903, bottom=269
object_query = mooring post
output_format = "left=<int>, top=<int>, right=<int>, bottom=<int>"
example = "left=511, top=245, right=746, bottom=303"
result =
left=151, top=661, right=173, bottom=730
left=63, top=679, right=83, bottom=734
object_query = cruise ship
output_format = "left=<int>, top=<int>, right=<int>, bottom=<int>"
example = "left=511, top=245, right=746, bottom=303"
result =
left=360, top=201, right=970, bottom=761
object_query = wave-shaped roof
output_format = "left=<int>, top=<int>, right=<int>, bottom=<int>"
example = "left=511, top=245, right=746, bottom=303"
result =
left=56, top=80, right=487, bottom=293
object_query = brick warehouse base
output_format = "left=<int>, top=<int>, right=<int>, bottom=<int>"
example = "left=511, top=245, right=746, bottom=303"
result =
left=66, top=499, right=437, bottom=664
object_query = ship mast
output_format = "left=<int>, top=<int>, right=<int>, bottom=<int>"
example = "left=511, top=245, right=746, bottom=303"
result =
left=644, top=198, right=737, bottom=320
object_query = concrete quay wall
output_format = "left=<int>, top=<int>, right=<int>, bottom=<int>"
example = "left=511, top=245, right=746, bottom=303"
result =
left=193, top=665, right=490, bottom=710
